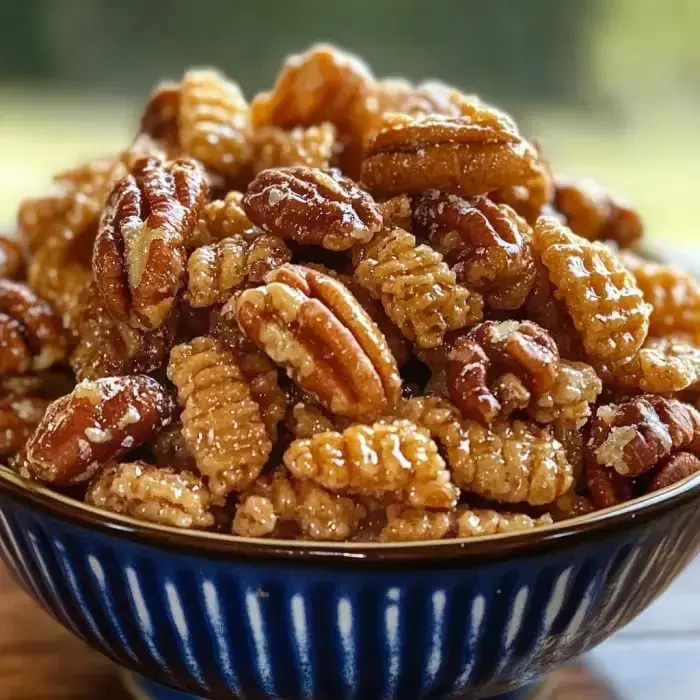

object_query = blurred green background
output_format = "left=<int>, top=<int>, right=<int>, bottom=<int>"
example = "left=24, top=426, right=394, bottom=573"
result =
left=1, top=0, right=698, bottom=240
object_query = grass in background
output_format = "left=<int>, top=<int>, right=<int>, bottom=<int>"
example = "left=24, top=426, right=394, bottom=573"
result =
left=1, top=91, right=698, bottom=243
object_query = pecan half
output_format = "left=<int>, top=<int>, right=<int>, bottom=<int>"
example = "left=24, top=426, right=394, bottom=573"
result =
left=252, top=123, right=337, bottom=174
left=179, top=69, right=252, bottom=177
left=283, top=418, right=458, bottom=508
left=0, top=280, right=66, bottom=374
left=533, top=216, right=650, bottom=369
left=586, top=461, right=634, bottom=509
left=361, top=114, right=543, bottom=198
left=235, top=264, right=401, bottom=420
left=413, top=192, right=536, bottom=309
left=588, top=396, right=700, bottom=478
left=395, top=396, right=573, bottom=505
left=243, top=167, right=382, bottom=251
left=186, top=232, right=291, bottom=308
left=93, top=156, right=208, bottom=330
left=622, top=251, right=700, bottom=338
left=555, top=178, right=642, bottom=247
left=86, top=461, right=215, bottom=529
left=167, top=336, right=272, bottom=501
left=353, top=227, right=483, bottom=349
left=610, top=336, right=700, bottom=393
left=448, top=320, right=560, bottom=424
left=250, top=44, right=374, bottom=142
left=647, top=452, right=700, bottom=493
left=25, top=376, right=175, bottom=485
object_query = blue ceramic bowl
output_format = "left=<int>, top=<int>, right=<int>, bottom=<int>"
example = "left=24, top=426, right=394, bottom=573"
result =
left=0, top=466, right=699, bottom=700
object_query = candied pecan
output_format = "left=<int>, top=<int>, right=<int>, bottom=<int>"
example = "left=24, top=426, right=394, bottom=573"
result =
left=25, top=376, right=174, bottom=485
left=284, top=419, right=458, bottom=508
left=555, top=178, right=642, bottom=247
left=86, top=461, right=214, bottom=529
left=414, top=193, right=536, bottom=309
left=452, top=419, right=572, bottom=505
left=533, top=217, right=650, bottom=368
left=186, top=232, right=291, bottom=308
left=586, top=461, right=634, bottom=509
left=379, top=505, right=454, bottom=542
left=361, top=114, right=544, bottom=199
left=455, top=508, right=553, bottom=537
left=139, top=81, right=182, bottom=154
left=209, top=321, right=286, bottom=441
left=70, top=289, right=174, bottom=381
left=235, top=264, right=401, bottom=420
left=396, top=395, right=572, bottom=504
left=528, top=360, right=602, bottom=428
left=167, top=336, right=271, bottom=501
left=0, top=237, right=25, bottom=280
left=151, top=423, right=197, bottom=472
left=186, top=236, right=247, bottom=307
left=0, top=396, right=49, bottom=459
left=588, top=396, right=700, bottom=478
left=647, top=452, right=700, bottom=492
left=378, top=195, right=413, bottom=232
left=179, top=69, right=252, bottom=176
left=354, top=227, right=482, bottom=348
left=611, top=336, right=700, bottom=393
left=189, top=191, right=252, bottom=248
left=251, top=44, right=374, bottom=142
left=0, top=280, right=66, bottom=374
left=621, top=251, right=700, bottom=337
left=448, top=320, right=559, bottom=424
left=93, top=156, right=208, bottom=330
left=252, top=123, right=337, bottom=174
left=243, top=166, right=382, bottom=251
left=234, top=468, right=366, bottom=540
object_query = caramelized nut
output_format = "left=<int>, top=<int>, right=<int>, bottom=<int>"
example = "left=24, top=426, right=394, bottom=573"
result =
left=25, top=376, right=174, bottom=485
left=93, top=156, right=208, bottom=329
left=413, top=193, right=536, bottom=309
left=167, top=336, right=271, bottom=501
left=243, top=166, right=382, bottom=251
left=284, top=419, right=459, bottom=508
left=533, top=217, right=651, bottom=369
left=86, top=461, right=214, bottom=529
left=0, top=280, right=66, bottom=374
left=361, top=114, right=544, bottom=198
left=354, top=227, right=483, bottom=348
left=235, top=264, right=401, bottom=421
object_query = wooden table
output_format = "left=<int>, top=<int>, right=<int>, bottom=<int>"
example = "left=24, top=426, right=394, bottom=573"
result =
left=3, top=556, right=699, bottom=699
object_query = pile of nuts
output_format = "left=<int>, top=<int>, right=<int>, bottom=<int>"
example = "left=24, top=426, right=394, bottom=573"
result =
left=6, top=45, right=700, bottom=542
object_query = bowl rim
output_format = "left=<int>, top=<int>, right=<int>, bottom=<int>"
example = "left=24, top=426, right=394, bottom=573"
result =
left=1, top=465, right=699, bottom=565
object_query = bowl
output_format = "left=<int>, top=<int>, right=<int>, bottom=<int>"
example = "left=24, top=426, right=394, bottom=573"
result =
left=0, top=466, right=699, bottom=700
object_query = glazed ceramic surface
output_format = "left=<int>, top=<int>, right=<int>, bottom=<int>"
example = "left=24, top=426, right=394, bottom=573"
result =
left=0, top=467, right=699, bottom=700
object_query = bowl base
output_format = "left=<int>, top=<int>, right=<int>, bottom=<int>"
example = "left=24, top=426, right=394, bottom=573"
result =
left=122, top=671, right=539, bottom=700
